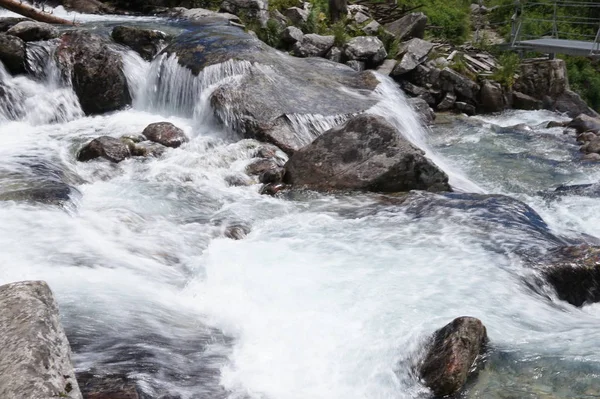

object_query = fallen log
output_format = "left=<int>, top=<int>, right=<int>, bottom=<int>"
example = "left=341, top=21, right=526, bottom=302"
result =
left=0, top=0, right=77, bottom=25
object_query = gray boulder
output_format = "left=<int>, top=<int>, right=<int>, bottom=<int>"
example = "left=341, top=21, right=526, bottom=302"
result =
left=553, top=89, right=599, bottom=118
left=514, top=58, right=568, bottom=100
left=343, top=36, right=387, bottom=67
left=77, top=136, right=132, bottom=163
left=436, top=92, right=456, bottom=111
left=345, top=60, right=365, bottom=71
left=6, top=21, right=58, bottom=42
left=375, top=59, right=397, bottom=76
left=362, top=19, right=381, bottom=35
left=383, top=12, right=427, bottom=41
left=478, top=80, right=506, bottom=113
left=512, top=91, right=543, bottom=111
left=0, top=281, right=82, bottom=399
left=0, top=33, right=25, bottom=75
left=440, top=67, right=480, bottom=103
left=283, top=114, right=451, bottom=192
left=281, top=26, right=303, bottom=45
left=142, top=122, right=188, bottom=148
left=111, top=26, right=168, bottom=61
left=455, top=101, right=476, bottom=115
left=390, top=38, right=433, bottom=77
left=292, top=33, right=335, bottom=57
left=352, top=11, right=370, bottom=24
left=408, top=97, right=435, bottom=124
left=284, top=6, right=309, bottom=25
left=419, top=316, right=488, bottom=397
left=568, top=114, right=600, bottom=133
left=221, top=0, right=269, bottom=26
left=57, top=31, right=131, bottom=115
left=326, top=46, right=343, bottom=63
left=0, top=17, right=30, bottom=33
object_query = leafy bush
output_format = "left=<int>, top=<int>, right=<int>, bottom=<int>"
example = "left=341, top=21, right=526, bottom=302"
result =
left=254, top=19, right=284, bottom=48
left=491, top=52, right=520, bottom=89
left=422, top=0, right=470, bottom=44
left=564, top=56, right=600, bottom=112
left=332, top=21, right=349, bottom=47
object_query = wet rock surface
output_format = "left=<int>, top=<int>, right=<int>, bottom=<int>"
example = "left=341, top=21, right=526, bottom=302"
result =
left=142, top=122, right=188, bottom=148
left=77, top=136, right=132, bottom=163
left=111, top=26, right=168, bottom=61
left=0, top=281, right=82, bottom=399
left=6, top=21, right=59, bottom=42
left=418, top=316, right=488, bottom=397
left=0, top=33, right=26, bottom=75
left=283, top=114, right=451, bottom=192
left=77, top=372, right=140, bottom=399
left=57, top=31, right=131, bottom=115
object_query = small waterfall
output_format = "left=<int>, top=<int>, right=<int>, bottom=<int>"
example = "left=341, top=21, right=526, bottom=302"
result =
left=286, top=113, right=351, bottom=147
left=0, top=41, right=83, bottom=125
left=368, top=74, right=484, bottom=193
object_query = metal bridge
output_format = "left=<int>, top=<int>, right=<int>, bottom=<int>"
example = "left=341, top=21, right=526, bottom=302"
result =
left=507, top=0, right=600, bottom=57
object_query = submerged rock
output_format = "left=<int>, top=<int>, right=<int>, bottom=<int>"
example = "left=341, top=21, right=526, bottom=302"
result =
left=111, top=26, right=168, bottom=61
left=57, top=31, right=131, bottom=115
left=0, top=181, right=77, bottom=206
left=538, top=245, right=600, bottom=307
left=418, top=316, right=488, bottom=397
left=6, top=21, right=59, bottom=42
left=0, top=33, right=25, bottom=75
left=142, top=122, right=188, bottom=148
left=0, top=281, right=82, bottom=399
left=77, top=136, right=132, bottom=163
left=77, top=372, right=139, bottom=399
left=283, top=114, right=450, bottom=192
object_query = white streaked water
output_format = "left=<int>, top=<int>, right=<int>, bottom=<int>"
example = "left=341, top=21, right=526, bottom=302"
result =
left=1, top=23, right=600, bottom=399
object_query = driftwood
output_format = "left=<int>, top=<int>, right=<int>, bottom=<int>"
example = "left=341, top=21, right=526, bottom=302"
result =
left=0, top=0, right=77, bottom=25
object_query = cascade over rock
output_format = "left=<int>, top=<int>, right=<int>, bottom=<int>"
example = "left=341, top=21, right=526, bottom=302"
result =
left=162, top=21, right=380, bottom=153
left=283, top=114, right=451, bottom=192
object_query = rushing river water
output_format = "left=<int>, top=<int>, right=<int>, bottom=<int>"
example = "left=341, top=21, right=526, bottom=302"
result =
left=2, top=7, right=600, bottom=399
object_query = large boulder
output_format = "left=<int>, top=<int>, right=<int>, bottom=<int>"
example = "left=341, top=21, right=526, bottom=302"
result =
left=292, top=34, right=335, bottom=57
left=537, top=245, right=600, bottom=307
left=418, top=317, right=488, bottom=397
left=77, top=372, right=140, bottom=399
left=514, top=58, right=568, bottom=100
left=552, top=89, right=599, bottom=118
left=0, top=281, right=82, bottom=399
left=0, top=33, right=25, bottom=75
left=390, top=38, right=433, bottom=77
left=281, top=26, right=303, bottom=45
left=221, top=0, right=269, bottom=26
left=568, top=113, right=600, bottom=133
left=77, top=136, right=132, bottom=163
left=383, top=12, right=427, bottom=41
left=440, top=67, right=480, bottom=104
left=57, top=31, right=131, bottom=115
left=343, top=36, right=387, bottom=67
left=142, top=122, right=188, bottom=148
left=0, top=17, right=30, bottom=33
left=6, top=21, right=59, bottom=42
left=163, top=23, right=380, bottom=153
left=512, top=91, right=542, bottom=111
left=111, top=26, right=168, bottom=61
left=284, top=6, right=309, bottom=25
left=478, top=80, right=507, bottom=113
left=283, top=114, right=450, bottom=192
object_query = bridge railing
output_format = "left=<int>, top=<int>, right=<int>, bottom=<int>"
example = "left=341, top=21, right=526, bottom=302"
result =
left=507, top=0, right=600, bottom=55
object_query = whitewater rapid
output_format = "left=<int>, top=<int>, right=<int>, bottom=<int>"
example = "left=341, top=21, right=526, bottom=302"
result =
left=1, top=20, right=600, bottom=399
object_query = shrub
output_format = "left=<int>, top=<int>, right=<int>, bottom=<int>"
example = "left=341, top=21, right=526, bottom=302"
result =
left=490, top=52, right=520, bottom=89
left=332, top=21, right=349, bottom=46
left=564, top=56, right=600, bottom=112
left=422, top=0, right=470, bottom=44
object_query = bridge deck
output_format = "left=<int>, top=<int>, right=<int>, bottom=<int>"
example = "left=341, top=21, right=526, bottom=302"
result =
left=515, top=38, right=600, bottom=57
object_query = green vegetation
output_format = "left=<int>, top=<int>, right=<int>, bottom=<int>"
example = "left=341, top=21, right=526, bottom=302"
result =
left=268, top=0, right=300, bottom=12
left=253, top=19, right=284, bottom=48
left=422, top=0, right=471, bottom=44
left=490, top=52, right=520, bottom=89
left=332, top=21, right=350, bottom=46
left=563, top=56, right=600, bottom=112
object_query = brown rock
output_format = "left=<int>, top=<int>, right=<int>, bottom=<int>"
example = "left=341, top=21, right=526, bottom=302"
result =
left=142, top=122, right=188, bottom=148
left=77, top=136, right=132, bottom=163
left=77, top=373, right=139, bottom=399
left=419, top=317, right=488, bottom=397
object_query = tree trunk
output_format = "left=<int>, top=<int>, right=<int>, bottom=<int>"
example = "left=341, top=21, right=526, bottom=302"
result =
left=328, top=0, right=347, bottom=23
left=0, top=0, right=77, bottom=25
